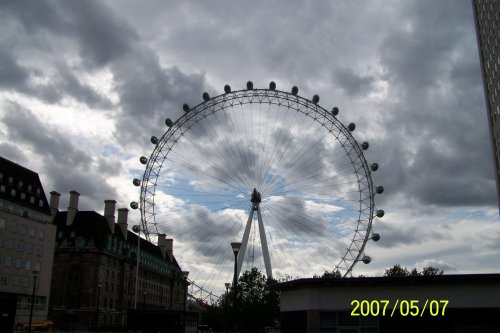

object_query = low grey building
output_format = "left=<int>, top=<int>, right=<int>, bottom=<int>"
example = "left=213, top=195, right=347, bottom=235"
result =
left=279, top=274, right=500, bottom=333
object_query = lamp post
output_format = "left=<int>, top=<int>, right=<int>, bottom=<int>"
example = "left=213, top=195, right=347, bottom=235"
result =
left=230, top=242, right=241, bottom=333
left=182, top=271, right=189, bottom=333
left=27, top=270, right=39, bottom=333
left=95, top=284, right=102, bottom=333
left=224, top=283, right=230, bottom=330
left=132, top=225, right=142, bottom=310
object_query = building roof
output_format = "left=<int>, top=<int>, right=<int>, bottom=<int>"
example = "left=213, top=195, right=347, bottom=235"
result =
left=278, top=273, right=500, bottom=291
left=53, top=210, right=181, bottom=268
left=0, top=155, right=51, bottom=214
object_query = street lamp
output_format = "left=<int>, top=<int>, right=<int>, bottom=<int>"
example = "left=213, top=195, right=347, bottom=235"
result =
left=27, top=269, right=39, bottom=333
left=182, top=271, right=189, bottom=333
left=132, top=224, right=142, bottom=309
left=230, top=242, right=241, bottom=333
left=95, top=284, right=102, bottom=333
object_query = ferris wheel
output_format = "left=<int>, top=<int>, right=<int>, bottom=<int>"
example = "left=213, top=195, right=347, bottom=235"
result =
left=130, top=81, right=384, bottom=298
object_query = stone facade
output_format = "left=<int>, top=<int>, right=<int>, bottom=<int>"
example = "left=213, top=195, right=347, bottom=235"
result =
left=49, top=191, right=187, bottom=331
left=0, top=156, right=56, bottom=330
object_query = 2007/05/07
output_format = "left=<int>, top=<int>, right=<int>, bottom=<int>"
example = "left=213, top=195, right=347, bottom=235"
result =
left=351, top=299, right=449, bottom=317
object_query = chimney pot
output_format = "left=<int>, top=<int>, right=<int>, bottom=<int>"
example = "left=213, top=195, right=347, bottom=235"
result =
left=49, top=191, right=61, bottom=216
left=66, top=191, right=80, bottom=226
left=117, top=208, right=129, bottom=240
left=104, top=200, right=116, bottom=233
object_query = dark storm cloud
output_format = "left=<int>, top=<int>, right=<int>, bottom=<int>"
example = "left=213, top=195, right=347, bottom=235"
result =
left=0, top=0, right=138, bottom=69
left=375, top=221, right=450, bottom=248
left=1, top=103, right=118, bottom=209
left=0, top=143, right=28, bottom=164
left=0, top=48, right=30, bottom=89
left=368, top=0, right=497, bottom=208
left=332, top=67, right=377, bottom=97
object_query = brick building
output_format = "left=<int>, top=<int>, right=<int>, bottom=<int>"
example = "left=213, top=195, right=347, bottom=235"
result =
left=0, top=156, right=57, bottom=330
left=49, top=191, right=188, bottom=331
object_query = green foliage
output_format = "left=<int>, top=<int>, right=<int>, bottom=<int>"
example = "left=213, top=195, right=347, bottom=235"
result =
left=204, top=268, right=280, bottom=333
left=314, top=269, right=342, bottom=278
left=384, top=264, right=444, bottom=277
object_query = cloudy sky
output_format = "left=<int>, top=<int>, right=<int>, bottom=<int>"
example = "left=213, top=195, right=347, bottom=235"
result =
left=1, top=0, right=499, bottom=297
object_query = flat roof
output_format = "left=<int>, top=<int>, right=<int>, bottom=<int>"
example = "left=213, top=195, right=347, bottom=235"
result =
left=278, top=273, right=500, bottom=291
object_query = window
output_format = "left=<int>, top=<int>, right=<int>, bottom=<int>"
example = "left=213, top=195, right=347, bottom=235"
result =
left=12, top=275, right=20, bottom=286
left=25, top=260, right=31, bottom=271
left=16, top=241, right=24, bottom=252
left=34, top=262, right=41, bottom=272
left=35, top=246, right=43, bottom=257
left=38, top=230, right=45, bottom=240
left=15, top=258, right=22, bottom=269
left=2, top=274, right=9, bottom=285
left=19, top=224, right=26, bottom=235
left=10, top=189, right=16, bottom=197
left=0, top=236, right=3, bottom=248
left=27, top=243, right=33, bottom=254
left=30, top=197, right=35, bottom=204
left=7, top=238, right=14, bottom=249
left=0, top=218, right=5, bottom=229
left=8, top=221, right=16, bottom=232
left=20, top=193, right=26, bottom=200
left=18, top=180, right=23, bottom=188
left=8, top=176, right=13, bottom=184
left=29, top=227, right=35, bottom=238
left=23, top=276, right=30, bottom=287
left=4, top=256, right=12, bottom=267
left=0, top=185, right=5, bottom=193
left=38, top=200, right=43, bottom=207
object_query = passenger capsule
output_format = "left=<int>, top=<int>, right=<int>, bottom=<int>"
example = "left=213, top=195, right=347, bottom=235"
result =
left=361, top=142, right=369, bottom=150
left=165, top=118, right=173, bottom=127
left=130, top=202, right=139, bottom=210
left=202, top=92, right=210, bottom=101
left=269, top=81, right=276, bottom=90
left=371, top=233, right=381, bottom=241
left=139, top=156, right=148, bottom=165
left=132, top=179, right=141, bottom=187
left=348, top=123, right=356, bottom=131
left=291, top=86, right=299, bottom=95
left=247, top=81, right=253, bottom=90
left=332, top=107, right=339, bottom=116
left=371, top=163, right=379, bottom=171
left=183, top=103, right=190, bottom=112
left=224, top=85, right=231, bottom=93
left=312, top=95, right=320, bottom=104
left=362, top=256, right=371, bottom=264
left=375, top=186, right=384, bottom=194
left=151, top=136, right=159, bottom=145
left=376, top=209, right=385, bottom=218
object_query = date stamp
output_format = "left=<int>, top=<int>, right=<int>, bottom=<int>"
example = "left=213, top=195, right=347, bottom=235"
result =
left=351, top=299, right=449, bottom=317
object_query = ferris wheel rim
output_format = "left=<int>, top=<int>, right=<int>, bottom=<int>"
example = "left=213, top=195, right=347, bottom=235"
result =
left=134, top=83, right=381, bottom=289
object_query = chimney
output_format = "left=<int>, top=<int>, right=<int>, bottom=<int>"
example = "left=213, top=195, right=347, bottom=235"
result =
left=158, top=234, right=167, bottom=258
left=117, top=208, right=128, bottom=240
left=49, top=191, right=61, bottom=215
left=66, top=190, right=80, bottom=226
left=104, top=200, right=116, bottom=233
left=165, top=238, right=174, bottom=262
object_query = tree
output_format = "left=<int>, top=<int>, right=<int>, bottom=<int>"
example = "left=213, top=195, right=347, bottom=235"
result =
left=384, top=264, right=444, bottom=277
left=204, top=268, right=280, bottom=333
left=315, top=269, right=342, bottom=278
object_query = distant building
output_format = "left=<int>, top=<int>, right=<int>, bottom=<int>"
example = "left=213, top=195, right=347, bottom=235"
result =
left=278, top=274, right=500, bottom=333
left=472, top=0, right=500, bottom=212
left=48, top=191, right=190, bottom=331
left=0, top=156, right=57, bottom=330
